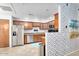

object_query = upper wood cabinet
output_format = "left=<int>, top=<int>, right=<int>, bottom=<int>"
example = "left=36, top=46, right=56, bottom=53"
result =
left=13, top=21, right=22, bottom=25
left=13, top=20, right=33, bottom=30
left=13, top=13, right=58, bottom=30
left=47, top=13, right=58, bottom=31
left=32, top=22, right=41, bottom=27
left=40, top=23, right=48, bottom=30
left=13, top=14, right=59, bottom=30
left=24, top=22, right=33, bottom=30
left=13, top=20, right=49, bottom=30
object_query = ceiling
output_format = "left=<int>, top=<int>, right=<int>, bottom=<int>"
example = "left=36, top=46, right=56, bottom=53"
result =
left=0, top=3, right=59, bottom=22
left=11, top=3, right=58, bottom=19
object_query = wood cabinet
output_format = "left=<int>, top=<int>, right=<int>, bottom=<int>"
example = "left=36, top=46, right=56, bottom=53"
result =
left=24, top=35, right=27, bottom=44
left=0, top=20, right=9, bottom=47
left=13, top=13, right=59, bottom=30
left=33, top=22, right=40, bottom=27
left=33, top=33, right=45, bottom=45
left=13, top=20, right=33, bottom=30
left=40, top=33, right=45, bottom=45
left=47, top=13, right=58, bottom=31
left=54, top=13, right=58, bottom=30
left=40, top=23, right=48, bottom=30
left=24, top=22, right=32, bottom=30
left=13, top=21, right=22, bottom=25
left=33, top=34, right=41, bottom=42
left=32, top=22, right=41, bottom=28
left=32, top=22, right=49, bottom=30
left=24, top=33, right=45, bottom=45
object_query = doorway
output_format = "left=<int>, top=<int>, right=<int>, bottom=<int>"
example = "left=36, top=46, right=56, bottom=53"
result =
left=0, top=19, right=9, bottom=48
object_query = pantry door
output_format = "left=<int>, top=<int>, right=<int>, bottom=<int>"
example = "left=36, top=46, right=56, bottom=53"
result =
left=0, top=20, right=9, bottom=47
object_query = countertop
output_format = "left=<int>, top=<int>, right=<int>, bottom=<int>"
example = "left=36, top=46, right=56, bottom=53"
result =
left=24, top=31, right=46, bottom=35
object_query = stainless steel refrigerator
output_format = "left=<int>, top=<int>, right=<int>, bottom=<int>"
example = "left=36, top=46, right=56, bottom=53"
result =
left=12, top=25, right=24, bottom=46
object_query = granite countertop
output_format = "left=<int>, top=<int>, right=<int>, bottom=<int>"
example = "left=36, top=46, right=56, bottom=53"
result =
left=24, top=31, right=45, bottom=35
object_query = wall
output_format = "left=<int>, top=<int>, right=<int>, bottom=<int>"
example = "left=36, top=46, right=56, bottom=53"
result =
left=46, top=4, right=79, bottom=56
left=76, top=4, right=79, bottom=21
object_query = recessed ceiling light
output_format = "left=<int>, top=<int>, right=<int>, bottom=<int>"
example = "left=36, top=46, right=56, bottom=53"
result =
left=28, top=13, right=33, bottom=16
left=66, top=3, right=68, bottom=6
left=78, top=8, right=79, bottom=11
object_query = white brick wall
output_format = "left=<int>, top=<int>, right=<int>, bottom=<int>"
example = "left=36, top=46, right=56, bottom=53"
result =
left=46, top=4, right=79, bottom=56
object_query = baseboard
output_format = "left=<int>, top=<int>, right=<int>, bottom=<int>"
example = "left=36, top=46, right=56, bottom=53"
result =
left=64, top=49, right=79, bottom=56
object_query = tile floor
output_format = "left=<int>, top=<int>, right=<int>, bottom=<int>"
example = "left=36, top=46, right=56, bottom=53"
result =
left=67, top=50, right=79, bottom=56
left=0, top=44, right=41, bottom=56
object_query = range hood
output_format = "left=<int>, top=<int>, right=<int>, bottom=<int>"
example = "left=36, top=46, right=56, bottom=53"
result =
left=32, top=27, right=40, bottom=32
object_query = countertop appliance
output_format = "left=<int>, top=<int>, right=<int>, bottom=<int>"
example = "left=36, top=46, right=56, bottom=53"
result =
left=32, top=27, right=39, bottom=32
left=48, top=25, right=55, bottom=32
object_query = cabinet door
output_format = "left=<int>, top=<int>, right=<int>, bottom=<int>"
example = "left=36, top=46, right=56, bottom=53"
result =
left=40, top=33, right=45, bottom=45
left=33, top=22, right=41, bottom=27
left=54, top=13, right=58, bottom=30
left=33, top=34, right=41, bottom=42
left=33, top=33, right=45, bottom=45
left=24, top=22, right=33, bottom=30
left=41, top=23, right=48, bottom=30
left=24, top=35, right=27, bottom=44
left=13, top=21, right=33, bottom=30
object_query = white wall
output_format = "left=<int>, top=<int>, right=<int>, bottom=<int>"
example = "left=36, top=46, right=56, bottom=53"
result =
left=0, top=13, right=11, bottom=19
left=46, top=4, right=79, bottom=56
left=77, top=10, right=79, bottom=21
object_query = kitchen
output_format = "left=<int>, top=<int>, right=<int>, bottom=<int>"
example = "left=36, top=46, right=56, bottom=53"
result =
left=0, top=3, right=79, bottom=56
left=0, top=3, right=59, bottom=56
left=13, top=13, right=58, bottom=43
left=12, top=13, right=58, bottom=56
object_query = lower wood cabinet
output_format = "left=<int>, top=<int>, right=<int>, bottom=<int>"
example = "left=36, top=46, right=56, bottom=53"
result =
left=33, top=33, right=45, bottom=45
left=24, top=35, right=27, bottom=44
left=33, top=34, right=42, bottom=42
left=24, top=33, right=45, bottom=45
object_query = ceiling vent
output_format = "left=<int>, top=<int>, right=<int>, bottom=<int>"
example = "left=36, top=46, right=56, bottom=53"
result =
left=0, top=6, right=12, bottom=12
